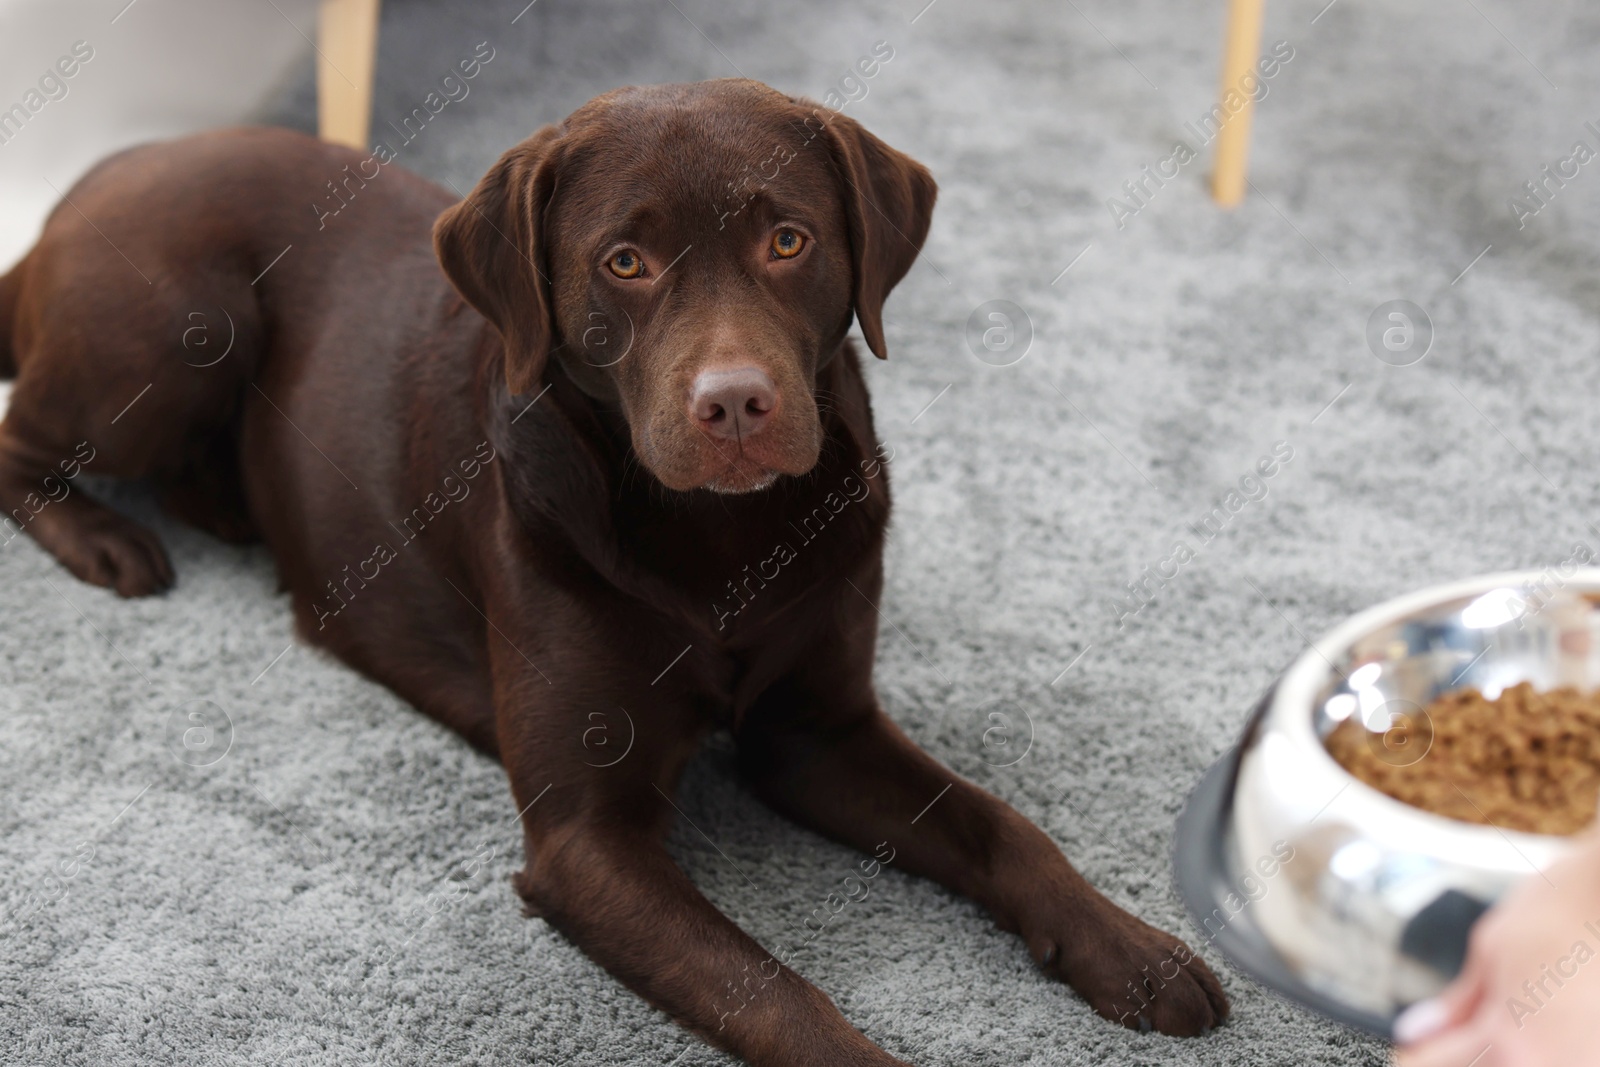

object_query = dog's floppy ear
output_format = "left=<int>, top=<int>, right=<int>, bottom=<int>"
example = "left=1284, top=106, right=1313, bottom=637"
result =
left=818, top=112, right=937, bottom=360
left=433, top=126, right=564, bottom=395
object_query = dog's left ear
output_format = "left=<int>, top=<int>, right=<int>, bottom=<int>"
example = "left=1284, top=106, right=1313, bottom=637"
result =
left=433, top=126, right=564, bottom=395
left=817, top=112, right=937, bottom=360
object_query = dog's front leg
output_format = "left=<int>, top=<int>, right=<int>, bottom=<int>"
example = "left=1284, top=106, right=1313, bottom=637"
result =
left=504, top=776, right=918, bottom=1066
left=737, top=680, right=1230, bottom=1037
left=485, top=662, right=914, bottom=1066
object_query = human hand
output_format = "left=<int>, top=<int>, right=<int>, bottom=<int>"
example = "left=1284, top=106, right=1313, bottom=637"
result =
left=1394, top=830, right=1600, bottom=1067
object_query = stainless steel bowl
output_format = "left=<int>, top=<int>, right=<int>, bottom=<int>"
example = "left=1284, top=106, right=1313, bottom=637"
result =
left=1175, top=568, right=1600, bottom=1036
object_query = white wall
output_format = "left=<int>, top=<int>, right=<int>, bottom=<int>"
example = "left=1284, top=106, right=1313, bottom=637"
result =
left=0, top=0, right=322, bottom=416
left=0, top=0, right=320, bottom=272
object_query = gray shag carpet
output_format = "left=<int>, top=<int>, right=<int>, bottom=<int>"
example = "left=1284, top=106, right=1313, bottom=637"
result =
left=4, top=0, right=1598, bottom=1063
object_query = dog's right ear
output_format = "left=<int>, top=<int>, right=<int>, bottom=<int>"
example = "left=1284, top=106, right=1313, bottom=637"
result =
left=433, top=126, right=564, bottom=395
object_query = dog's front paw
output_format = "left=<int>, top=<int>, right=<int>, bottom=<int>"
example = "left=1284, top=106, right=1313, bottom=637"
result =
left=1032, top=901, right=1229, bottom=1036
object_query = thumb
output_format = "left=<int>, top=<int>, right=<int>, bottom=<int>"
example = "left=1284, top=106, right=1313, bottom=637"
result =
left=1394, top=957, right=1488, bottom=1046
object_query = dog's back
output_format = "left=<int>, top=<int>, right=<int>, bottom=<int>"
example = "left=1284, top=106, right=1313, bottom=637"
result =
left=0, top=127, right=458, bottom=593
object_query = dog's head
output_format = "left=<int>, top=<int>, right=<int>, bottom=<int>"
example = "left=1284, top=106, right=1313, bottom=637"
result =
left=434, top=79, right=935, bottom=494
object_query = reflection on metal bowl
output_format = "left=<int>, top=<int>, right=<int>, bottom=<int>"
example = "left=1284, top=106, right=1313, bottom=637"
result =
left=1176, top=569, right=1600, bottom=1036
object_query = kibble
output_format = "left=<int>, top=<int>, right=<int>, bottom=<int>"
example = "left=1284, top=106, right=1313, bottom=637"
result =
left=1324, top=682, right=1600, bottom=836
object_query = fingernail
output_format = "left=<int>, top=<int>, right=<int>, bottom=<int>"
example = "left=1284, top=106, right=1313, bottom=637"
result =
left=1393, top=998, right=1449, bottom=1045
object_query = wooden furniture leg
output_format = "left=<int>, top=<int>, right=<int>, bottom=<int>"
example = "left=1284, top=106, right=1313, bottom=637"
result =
left=317, top=0, right=382, bottom=150
left=1211, top=0, right=1265, bottom=207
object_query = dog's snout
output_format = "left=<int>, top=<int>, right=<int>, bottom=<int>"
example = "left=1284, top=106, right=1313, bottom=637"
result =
left=689, top=367, right=777, bottom=439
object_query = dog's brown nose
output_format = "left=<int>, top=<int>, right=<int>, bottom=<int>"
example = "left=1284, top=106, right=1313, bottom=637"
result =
left=690, top=367, right=777, bottom=440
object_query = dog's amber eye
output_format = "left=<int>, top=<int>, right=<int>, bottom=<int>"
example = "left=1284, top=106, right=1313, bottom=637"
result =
left=608, top=250, right=644, bottom=279
left=770, top=229, right=805, bottom=259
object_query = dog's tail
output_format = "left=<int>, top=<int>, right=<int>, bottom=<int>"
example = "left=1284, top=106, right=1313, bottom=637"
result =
left=0, top=260, right=19, bottom=380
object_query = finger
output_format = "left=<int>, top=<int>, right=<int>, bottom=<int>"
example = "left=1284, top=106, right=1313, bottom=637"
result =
left=1394, top=979, right=1484, bottom=1046
left=1394, top=1024, right=1498, bottom=1067
left=1394, top=999, right=1453, bottom=1047
left=1395, top=955, right=1490, bottom=1046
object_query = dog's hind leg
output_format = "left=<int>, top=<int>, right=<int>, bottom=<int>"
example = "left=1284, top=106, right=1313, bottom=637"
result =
left=0, top=308, right=189, bottom=598
left=0, top=249, right=258, bottom=597
left=0, top=427, right=174, bottom=596
left=158, top=422, right=258, bottom=545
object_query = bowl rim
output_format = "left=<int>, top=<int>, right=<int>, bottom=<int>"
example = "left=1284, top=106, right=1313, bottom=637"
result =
left=1271, top=567, right=1600, bottom=848
left=1174, top=732, right=1396, bottom=1038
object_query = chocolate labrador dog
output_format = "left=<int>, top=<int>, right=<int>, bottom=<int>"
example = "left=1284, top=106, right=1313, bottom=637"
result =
left=0, top=79, right=1226, bottom=1063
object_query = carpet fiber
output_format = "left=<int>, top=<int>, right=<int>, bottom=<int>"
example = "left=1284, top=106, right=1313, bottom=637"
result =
left=3, top=0, right=1597, bottom=1063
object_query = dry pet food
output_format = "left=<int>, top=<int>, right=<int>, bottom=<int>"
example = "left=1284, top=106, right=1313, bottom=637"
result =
left=1325, top=682, right=1600, bottom=835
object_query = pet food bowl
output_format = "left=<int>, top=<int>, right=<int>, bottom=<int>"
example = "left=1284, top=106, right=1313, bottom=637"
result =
left=1175, top=568, right=1600, bottom=1036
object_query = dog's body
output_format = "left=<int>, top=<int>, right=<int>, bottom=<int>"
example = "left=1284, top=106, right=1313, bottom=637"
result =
left=0, top=82, right=1225, bottom=1065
